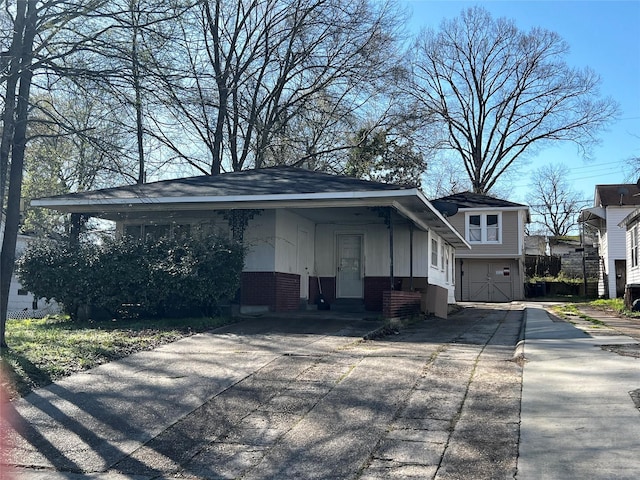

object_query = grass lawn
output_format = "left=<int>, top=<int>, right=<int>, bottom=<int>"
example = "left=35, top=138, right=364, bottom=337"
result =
left=550, top=298, right=640, bottom=324
left=0, top=315, right=235, bottom=401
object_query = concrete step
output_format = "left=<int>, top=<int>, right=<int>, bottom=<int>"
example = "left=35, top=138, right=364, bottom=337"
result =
left=330, top=298, right=365, bottom=312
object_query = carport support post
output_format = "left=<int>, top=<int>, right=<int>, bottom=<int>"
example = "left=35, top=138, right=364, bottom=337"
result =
left=374, top=207, right=395, bottom=290
left=409, top=224, right=414, bottom=291
left=389, top=210, right=394, bottom=290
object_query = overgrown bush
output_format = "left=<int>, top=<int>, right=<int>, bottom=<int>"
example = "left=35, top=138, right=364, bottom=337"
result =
left=15, top=240, right=99, bottom=320
left=16, top=234, right=244, bottom=320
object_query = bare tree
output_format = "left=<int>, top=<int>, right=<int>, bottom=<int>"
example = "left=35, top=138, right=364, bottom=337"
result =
left=1, top=0, right=110, bottom=348
left=527, top=163, right=582, bottom=236
left=149, top=0, right=405, bottom=175
left=422, top=156, right=470, bottom=198
left=1, top=0, right=39, bottom=349
left=21, top=87, right=134, bottom=238
left=82, top=0, right=194, bottom=184
left=410, top=6, right=619, bottom=195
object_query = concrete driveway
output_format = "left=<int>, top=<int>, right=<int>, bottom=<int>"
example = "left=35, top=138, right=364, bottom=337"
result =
left=2, top=305, right=523, bottom=479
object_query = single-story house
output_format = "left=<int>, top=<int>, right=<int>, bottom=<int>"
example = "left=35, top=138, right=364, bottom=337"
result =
left=32, top=167, right=470, bottom=317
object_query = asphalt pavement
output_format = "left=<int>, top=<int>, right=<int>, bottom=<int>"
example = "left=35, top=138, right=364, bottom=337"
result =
left=1, top=303, right=639, bottom=479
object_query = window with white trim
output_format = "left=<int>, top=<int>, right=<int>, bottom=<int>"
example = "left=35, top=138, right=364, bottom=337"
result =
left=431, top=238, right=438, bottom=267
left=450, top=250, right=455, bottom=285
left=466, top=212, right=502, bottom=244
left=445, top=245, right=450, bottom=282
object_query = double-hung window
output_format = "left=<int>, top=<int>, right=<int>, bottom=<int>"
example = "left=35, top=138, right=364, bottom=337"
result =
left=466, top=212, right=502, bottom=244
left=431, top=238, right=439, bottom=267
left=444, top=245, right=450, bottom=282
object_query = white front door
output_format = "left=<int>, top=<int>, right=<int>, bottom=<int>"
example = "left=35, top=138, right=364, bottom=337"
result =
left=337, top=234, right=363, bottom=298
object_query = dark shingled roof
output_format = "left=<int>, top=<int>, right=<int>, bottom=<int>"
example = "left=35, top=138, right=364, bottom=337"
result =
left=36, top=166, right=409, bottom=203
left=594, top=184, right=640, bottom=207
left=432, top=191, right=527, bottom=209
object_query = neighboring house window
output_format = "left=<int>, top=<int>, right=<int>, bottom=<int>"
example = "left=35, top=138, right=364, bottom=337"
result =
left=632, top=225, right=639, bottom=268
left=431, top=238, right=438, bottom=267
left=466, top=212, right=502, bottom=244
left=174, top=223, right=191, bottom=239
left=124, top=223, right=191, bottom=241
left=145, top=224, right=170, bottom=241
left=124, top=224, right=142, bottom=239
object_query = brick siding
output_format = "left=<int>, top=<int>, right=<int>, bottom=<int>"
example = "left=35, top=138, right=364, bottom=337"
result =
left=241, top=272, right=300, bottom=312
left=382, top=290, right=421, bottom=319
left=364, top=277, right=403, bottom=311
left=308, top=276, right=336, bottom=305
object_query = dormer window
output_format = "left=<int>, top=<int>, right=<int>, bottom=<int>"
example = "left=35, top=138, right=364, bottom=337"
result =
left=466, top=212, right=502, bottom=244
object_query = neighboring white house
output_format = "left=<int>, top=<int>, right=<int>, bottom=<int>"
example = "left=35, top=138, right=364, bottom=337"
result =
left=619, top=207, right=640, bottom=306
left=579, top=184, right=640, bottom=298
left=0, top=222, right=60, bottom=318
left=32, top=167, right=470, bottom=317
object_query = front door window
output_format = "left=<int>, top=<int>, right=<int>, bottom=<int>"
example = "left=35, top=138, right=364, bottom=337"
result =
left=337, top=234, right=363, bottom=298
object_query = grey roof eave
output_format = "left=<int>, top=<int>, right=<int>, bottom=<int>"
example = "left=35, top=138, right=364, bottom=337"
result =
left=33, top=189, right=470, bottom=250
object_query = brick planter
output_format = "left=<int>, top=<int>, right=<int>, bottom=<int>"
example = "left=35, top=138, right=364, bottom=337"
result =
left=382, top=290, right=421, bottom=319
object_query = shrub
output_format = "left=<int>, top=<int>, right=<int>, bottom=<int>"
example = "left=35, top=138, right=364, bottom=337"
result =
left=16, top=240, right=99, bottom=320
left=17, top=234, right=244, bottom=320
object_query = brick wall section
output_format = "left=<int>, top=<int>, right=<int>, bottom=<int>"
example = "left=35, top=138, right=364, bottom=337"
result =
left=364, top=277, right=404, bottom=311
left=382, top=290, right=421, bottom=319
left=275, top=272, right=301, bottom=311
left=241, top=272, right=300, bottom=312
left=560, top=248, right=599, bottom=279
left=308, top=277, right=336, bottom=305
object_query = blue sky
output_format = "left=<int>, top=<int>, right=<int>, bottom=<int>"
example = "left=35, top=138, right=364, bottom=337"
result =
left=403, top=0, right=640, bottom=205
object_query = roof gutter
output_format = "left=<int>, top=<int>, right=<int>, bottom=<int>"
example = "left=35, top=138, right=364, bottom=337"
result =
left=31, top=189, right=419, bottom=208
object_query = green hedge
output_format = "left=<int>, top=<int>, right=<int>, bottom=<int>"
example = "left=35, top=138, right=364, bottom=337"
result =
left=16, top=235, right=245, bottom=320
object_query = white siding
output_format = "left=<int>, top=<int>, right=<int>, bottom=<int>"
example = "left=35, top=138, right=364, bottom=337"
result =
left=273, top=210, right=315, bottom=275
left=602, top=206, right=635, bottom=297
left=315, top=223, right=455, bottom=301
left=626, top=223, right=640, bottom=285
left=7, top=235, right=60, bottom=315
left=243, top=210, right=276, bottom=271
left=315, top=223, right=388, bottom=277
left=392, top=228, right=431, bottom=278
left=428, top=230, right=456, bottom=303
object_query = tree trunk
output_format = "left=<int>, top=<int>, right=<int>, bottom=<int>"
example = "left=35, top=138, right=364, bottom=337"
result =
left=0, top=0, right=37, bottom=349
left=0, top=0, right=28, bottom=222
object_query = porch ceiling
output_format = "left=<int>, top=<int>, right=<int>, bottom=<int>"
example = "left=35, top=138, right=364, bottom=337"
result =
left=578, top=206, right=606, bottom=228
